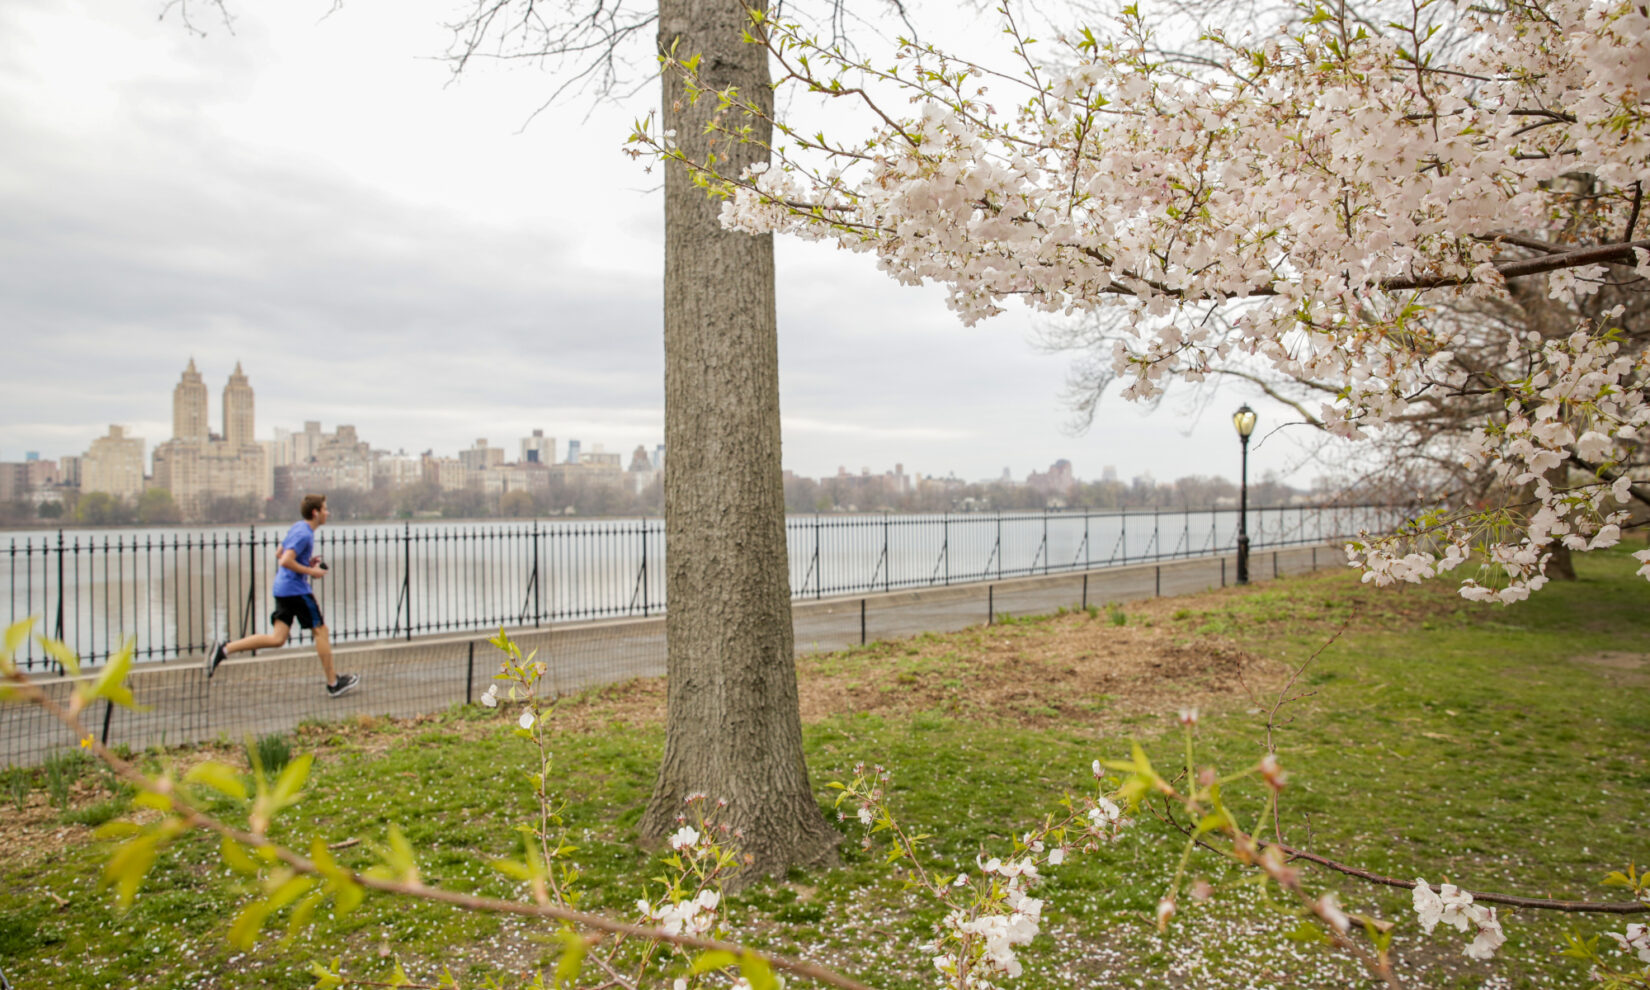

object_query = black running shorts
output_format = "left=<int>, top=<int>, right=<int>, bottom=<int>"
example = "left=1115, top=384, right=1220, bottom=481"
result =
left=271, top=594, right=325, bottom=631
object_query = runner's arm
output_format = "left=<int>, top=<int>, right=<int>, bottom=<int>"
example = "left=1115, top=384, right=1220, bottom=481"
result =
left=277, top=548, right=326, bottom=578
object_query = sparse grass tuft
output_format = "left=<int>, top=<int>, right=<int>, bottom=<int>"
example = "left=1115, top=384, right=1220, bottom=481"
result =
left=244, top=732, right=295, bottom=778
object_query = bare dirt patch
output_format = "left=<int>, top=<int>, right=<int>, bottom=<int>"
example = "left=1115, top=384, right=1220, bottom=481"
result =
left=1569, top=650, right=1650, bottom=687
left=797, top=595, right=1281, bottom=734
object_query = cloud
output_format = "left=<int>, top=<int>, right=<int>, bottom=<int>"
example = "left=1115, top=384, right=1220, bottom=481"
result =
left=780, top=417, right=974, bottom=441
left=0, top=0, right=1323, bottom=489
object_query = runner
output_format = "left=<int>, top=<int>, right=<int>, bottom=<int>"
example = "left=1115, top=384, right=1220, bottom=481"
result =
left=205, top=493, right=360, bottom=697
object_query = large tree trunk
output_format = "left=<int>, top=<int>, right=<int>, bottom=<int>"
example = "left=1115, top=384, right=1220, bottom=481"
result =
left=640, top=0, right=840, bottom=885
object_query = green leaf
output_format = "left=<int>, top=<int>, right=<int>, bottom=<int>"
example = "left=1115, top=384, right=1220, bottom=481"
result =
left=266, top=873, right=315, bottom=914
left=285, top=891, right=325, bottom=945
left=221, top=835, right=261, bottom=875
left=309, top=957, right=345, bottom=989
left=492, top=858, right=534, bottom=881
left=2, top=616, right=34, bottom=663
left=87, top=638, right=141, bottom=709
left=186, top=761, right=248, bottom=801
left=690, top=950, right=740, bottom=974
left=134, top=790, right=173, bottom=812
left=389, top=958, right=412, bottom=988
left=311, top=838, right=365, bottom=915
left=103, top=833, right=158, bottom=909
left=553, top=931, right=587, bottom=988
left=384, top=824, right=419, bottom=884
left=741, top=952, right=778, bottom=990
left=228, top=899, right=272, bottom=950
left=270, top=753, right=313, bottom=810
left=93, top=821, right=143, bottom=839
left=1195, top=808, right=1235, bottom=835
left=1284, top=919, right=1329, bottom=944
left=333, top=878, right=364, bottom=916
left=36, top=635, right=81, bottom=677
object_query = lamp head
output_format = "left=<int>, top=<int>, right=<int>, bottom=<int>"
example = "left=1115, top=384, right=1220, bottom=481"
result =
left=1233, top=404, right=1258, bottom=439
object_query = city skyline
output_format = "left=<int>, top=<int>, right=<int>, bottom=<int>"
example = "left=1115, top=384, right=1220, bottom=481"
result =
left=1, top=0, right=1328, bottom=489
left=10, top=357, right=1158, bottom=488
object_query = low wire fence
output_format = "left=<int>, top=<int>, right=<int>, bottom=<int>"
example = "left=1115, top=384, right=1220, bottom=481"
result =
left=2, top=504, right=1398, bottom=671
left=3, top=543, right=1344, bottom=767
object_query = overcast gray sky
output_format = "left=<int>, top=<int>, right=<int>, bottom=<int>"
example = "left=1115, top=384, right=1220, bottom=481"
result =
left=1, top=0, right=1324, bottom=485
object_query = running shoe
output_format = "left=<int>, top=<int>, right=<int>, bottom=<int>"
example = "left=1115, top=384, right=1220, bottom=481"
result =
left=205, top=639, right=227, bottom=679
left=326, top=672, right=361, bottom=698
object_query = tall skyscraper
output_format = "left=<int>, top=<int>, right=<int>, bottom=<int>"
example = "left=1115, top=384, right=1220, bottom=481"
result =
left=566, top=439, right=582, bottom=464
left=172, top=358, right=209, bottom=442
left=223, top=361, right=255, bottom=447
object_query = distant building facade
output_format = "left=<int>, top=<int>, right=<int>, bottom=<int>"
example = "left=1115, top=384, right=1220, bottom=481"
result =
left=82, top=425, right=146, bottom=500
left=521, top=430, right=555, bottom=465
left=460, top=438, right=505, bottom=472
left=0, top=458, right=61, bottom=502
left=272, top=423, right=374, bottom=501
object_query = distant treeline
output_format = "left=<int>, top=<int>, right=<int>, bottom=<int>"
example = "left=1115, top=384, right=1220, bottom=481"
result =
left=0, top=469, right=1352, bottom=529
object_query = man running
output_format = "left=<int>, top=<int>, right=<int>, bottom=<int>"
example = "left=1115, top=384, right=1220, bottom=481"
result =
left=206, top=493, right=360, bottom=697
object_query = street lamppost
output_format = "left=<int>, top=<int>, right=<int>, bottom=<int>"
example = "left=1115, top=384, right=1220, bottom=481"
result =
left=1233, top=404, right=1257, bottom=585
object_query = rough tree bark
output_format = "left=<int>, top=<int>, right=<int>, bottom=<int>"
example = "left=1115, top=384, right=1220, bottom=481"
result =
left=638, top=0, right=840, bottom=882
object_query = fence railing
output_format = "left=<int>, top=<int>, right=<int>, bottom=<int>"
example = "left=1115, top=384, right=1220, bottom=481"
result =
left=2, top=504, right=1399, bottom=670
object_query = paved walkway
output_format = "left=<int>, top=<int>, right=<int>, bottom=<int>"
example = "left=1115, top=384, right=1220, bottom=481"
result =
left=2, top=545, right=1336, bottom=765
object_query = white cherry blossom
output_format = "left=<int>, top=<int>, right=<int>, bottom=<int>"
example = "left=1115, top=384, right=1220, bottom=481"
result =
left=644, top=0, right=1650, bottom=601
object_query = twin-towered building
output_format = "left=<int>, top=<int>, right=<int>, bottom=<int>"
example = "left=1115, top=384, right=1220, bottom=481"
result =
left=150, top=359, right=272, bottom=518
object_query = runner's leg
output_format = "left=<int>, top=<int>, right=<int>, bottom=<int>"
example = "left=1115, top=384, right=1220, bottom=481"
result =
left=314, top=626, right=338, bottom=686
left=225, top=622, right=289, bottom=655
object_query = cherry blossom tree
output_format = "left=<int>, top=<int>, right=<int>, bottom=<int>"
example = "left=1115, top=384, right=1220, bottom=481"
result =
left=639, top=0, right=1650, bottom=602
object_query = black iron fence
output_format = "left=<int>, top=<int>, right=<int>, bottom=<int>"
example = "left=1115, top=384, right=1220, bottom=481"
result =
left=2, top=504, right=1397, bottom=671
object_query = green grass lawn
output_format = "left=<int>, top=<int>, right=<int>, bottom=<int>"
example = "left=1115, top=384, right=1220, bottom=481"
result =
left=3, top=547, right=1648, bottom=988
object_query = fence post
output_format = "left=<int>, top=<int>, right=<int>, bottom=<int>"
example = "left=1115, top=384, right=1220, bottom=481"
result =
left=943, top=514, right=950, bottom=586
left=535, top=520, right=544, bottom=626
left=1155, top=565, right=1161, bottom=597
left=242, top=524, right=258, bottom=640
left=1221, top=558, right=1227, bottom=587
left=465, top=640, right=475, bottom=705
left=860, top=598, right=866, bottom=645
left=988, top=585, right=994, bottom=626
left=403, top=522, right=413, bottom=641
left=883, top=514, right=890, bottom=593
left=101, top=698, right=114, bottom=745
left=53, top=528, right=65, bottom=646
left=640, top=518, right=649, bottom=617
left=814, top=515, right=822, bottom=599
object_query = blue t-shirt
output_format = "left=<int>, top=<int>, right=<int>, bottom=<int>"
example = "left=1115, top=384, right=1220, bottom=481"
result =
left=271, top=520, right=317, bottom=598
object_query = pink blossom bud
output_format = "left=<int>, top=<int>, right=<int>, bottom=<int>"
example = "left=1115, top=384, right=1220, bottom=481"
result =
left=1259, top=753, right=1286, bottom=790
left=1155, top=896, right=1176, bottom=930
